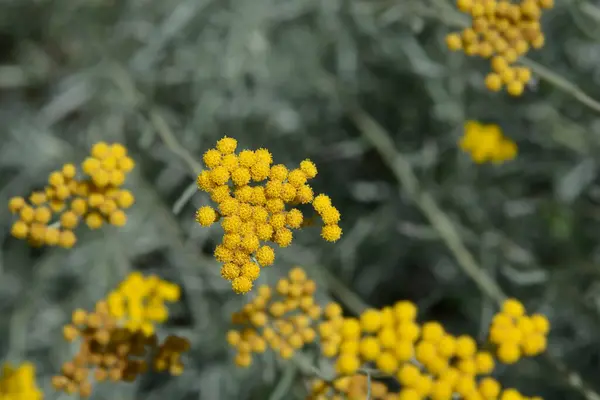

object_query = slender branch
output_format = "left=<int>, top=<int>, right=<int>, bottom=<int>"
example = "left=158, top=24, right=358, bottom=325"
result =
left=519, top=58, right=600, bottom=113
left=150, top=109, right=203, bottom=174
left=268, top=364, right=298, bottom=400
left=350, top=107, right=506, bottom=304
left=172, top=182, right=198, bottom=215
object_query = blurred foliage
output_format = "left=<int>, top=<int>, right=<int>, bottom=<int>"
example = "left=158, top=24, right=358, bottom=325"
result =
left=2, top=0, right=600, bottom=399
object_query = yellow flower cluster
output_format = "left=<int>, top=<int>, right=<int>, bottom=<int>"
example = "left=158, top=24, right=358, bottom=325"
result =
left=55, top=276, right=188, bottom=397
left=445, top=0, right=554, bottom=96
left=106, top=272, right=181, bottom=336
left=195, top=136, right=342, bottom=294
left=227, top=268, right=550, bottom=400
left=312, top=298, right=547, bottom=400
left=489, top=298, right=549, bottom=364
left=0, top=362, right=43, bottom=400
left=8, top=142, right=135, bottom=248
left=226, top=267, right=330, bottom=367
left=459, top=121, right=517, bottom=163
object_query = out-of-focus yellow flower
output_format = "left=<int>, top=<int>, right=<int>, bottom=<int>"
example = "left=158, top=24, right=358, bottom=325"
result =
left=8, top=142, right=135, bottom=249
left=0, top=362, right=43, bottom=400
left=459, top=121, right=517, bottom=164
left=446, top=0, right=552, bottom=96
left=227, top=267, right=333, bottom=369
left=106, top=272, right=181, bottom=336
left=489, top=298, right=550, bottom=364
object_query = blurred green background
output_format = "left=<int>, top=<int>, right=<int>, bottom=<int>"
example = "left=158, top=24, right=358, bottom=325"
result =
left=2, top=0, right=600, bottom=399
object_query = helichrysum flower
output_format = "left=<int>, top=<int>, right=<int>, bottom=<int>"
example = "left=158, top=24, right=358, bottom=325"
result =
left=0, top=362, right=43, bottom=400
left=459, top=121, right=517, bottom=164
left=195, top=137, right=342, bottom=294
left=312, top=295, right=548, bottom=400
left=106, top=272, right=181, bottom=336
left=227, top=267, right=333, bottom=367
left=8, top=142, right=135, bottom=248
left=488, top=298, right=549, bottom=364
left=446, top=0, right=553, bottom=96
left=54, top=276, right=188, bottom=397
left=221, top=270, right=544, bottom=400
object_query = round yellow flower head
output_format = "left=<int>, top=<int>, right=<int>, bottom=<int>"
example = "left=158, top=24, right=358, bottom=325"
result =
left=232, top=276, right=253, bottom=294
left=91, top=141, right=110, bottom=159
left=320, top=206, right=341, bottom=225
left=312, top=194, right=332, bottom=213
left=274, top=228, right=293, bottom=247
left=109, top=210, right=127, bottom=226
left=359, top=337, right=381, bottom=361
left=210, top=166, right=230, bottom=186
left=216, top=136, right=237, bottom=155
left=502, top=298, right=525, bottom=318
left=287, top=169, right=307, bottom=187
left=251, top=162, right=270, bottom=182
left=221, top=263, right=241, bottom=281
left=238, top=150, right=256, bottom=168
left=221, top=154, right=239, bottom=171
left=321, top=225, right=342, bottom=242
left=359, top=309, right=382, bottom=333
left=336, top=354, right=360, bottom=375
left=241, top=262, right=260, bottom=281
left=254, top=148, right=273, bottom=165
left=11, top=221, right=28, bottom=239
left=203, top=149, right=222, bottom=169
left=255, top=245, right=275, bottom=266
left=58, top=230, right=77, bottom=248
left=231, top=167, right=251, bottom=186
left=299, top=159, right=318, bottom=179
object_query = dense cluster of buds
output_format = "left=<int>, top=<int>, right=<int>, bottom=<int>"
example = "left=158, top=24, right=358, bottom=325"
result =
left=446, top=0, right=554, bottom=96
left=8, top=142, right=135, bottom=248
left=52, top=274, right=188, bottom=397
left=195, top=137, right=342, bottom=294
left=227, top=267, right=329, bottom=366
left=226, top=267, right=549, bottom=400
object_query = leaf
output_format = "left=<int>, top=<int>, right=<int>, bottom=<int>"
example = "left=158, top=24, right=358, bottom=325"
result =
left=555, top=158, right=596, bottom=204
